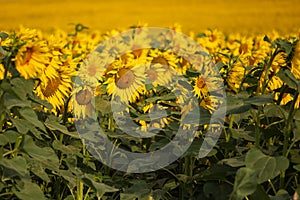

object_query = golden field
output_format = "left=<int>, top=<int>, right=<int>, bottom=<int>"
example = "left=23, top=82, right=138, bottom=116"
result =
left=1, top=0, right=299, bottom=34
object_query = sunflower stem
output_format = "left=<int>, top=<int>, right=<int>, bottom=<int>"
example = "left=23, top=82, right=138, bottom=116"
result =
left=280, top=92, right=298, bottom=189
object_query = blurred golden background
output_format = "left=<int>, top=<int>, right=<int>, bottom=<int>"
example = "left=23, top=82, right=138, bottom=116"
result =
left=1, top=0, right=299, bottom=34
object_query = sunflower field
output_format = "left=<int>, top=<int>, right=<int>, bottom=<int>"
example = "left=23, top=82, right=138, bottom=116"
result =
left=0, top=22, right=300, bottom=200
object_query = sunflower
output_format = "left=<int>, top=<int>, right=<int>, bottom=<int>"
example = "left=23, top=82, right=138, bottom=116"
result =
left=35, top=55, right=76, bottom=111
left=193, top=75, right=209, bottom=99
left=72, top=86, right=95, bottom=119
left=227, top=62, right=246, bottom=93
left=78, top=51, right=109, bottom=84
left=105, top=59, right=146, bottom=104
left=145, top=63, right=173, bottom=86
left=14, top=41, right=50, bottom=79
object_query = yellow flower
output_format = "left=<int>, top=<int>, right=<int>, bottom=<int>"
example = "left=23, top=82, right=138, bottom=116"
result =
left=17, top=26, right=42, bottom=41
left=14, top=41, right=50, bottom=79
left=0, top=63, right=5, bottom=80
left=105, top=60, right=146, bottom=104
left=194, top=75, right=209, bottom=99
left=35, top=56, right=76, bottom=111
left=72, top=86, right=95, bottom=119
left=78, top=51, right=110, bottom=84
left=145, top=63, right=173, bottom=87
left=292, top=40, right=300, bottom=79
left=227, top=62, right=245, bottom=93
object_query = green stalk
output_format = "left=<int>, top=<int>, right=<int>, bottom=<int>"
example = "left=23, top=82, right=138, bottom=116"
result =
left=280, top=92, right=299, bottom=189
left=260, top=48, right=279, bottom=95
left=76, top=178, right=84, bottom=200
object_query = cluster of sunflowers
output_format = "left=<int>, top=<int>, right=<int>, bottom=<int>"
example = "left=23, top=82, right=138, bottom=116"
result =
left=0, top=25, right=300, bottom=132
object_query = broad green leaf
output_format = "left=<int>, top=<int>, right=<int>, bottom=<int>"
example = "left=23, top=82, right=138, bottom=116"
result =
left=264, top=104, right=288, bottom=119
left=233, top=167, right=257, bottom=199
left=0, top=130, right=19, bottom=145
left=27, top=158, right=51, bottom=182
left=245, top=148, right=288, bottom=184
left=222, top=156, right=245, bottom=167
left=12, top=118, right=31, bottom=134
left=10, top=78, right=34, bottom=100
left=3, top=93, right=31, bottom=109
left=52, top=140, right=80, bottom=155
left=0, top=32, right=9, bottom=39
left=82, top=174, right=118, bottom=197
left=120, top=180, right=151, bottom=200
left=244, top=94, right=274, bottom=106
left=58, top=169, right=77, bottom=189
left=94, top=96, right=111, bottom=114
left=293, top=164, right=300, bottom=171
left=13, top=179, right=46, bottom=200
left=269, top=189, right=291, bottom=200
left=230, top=128, right=255, bottom=141
left=145, top=93, right=176, bottom=103
left=0, top=156, right=28, bottom=177
left=250, top=184, right=270, bottom=200
left=226, top=95, right=250, bottom=114
left=277, top=68, right=300, bottom=91
left=19, top=107, right=46, bottom=132
left=44, top=117, right=80, bottom=139
left=23, top=136, right=59, bottom=171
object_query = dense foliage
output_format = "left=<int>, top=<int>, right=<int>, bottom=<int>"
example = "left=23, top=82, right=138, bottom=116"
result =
left=0, top=25, right=300, bottom=199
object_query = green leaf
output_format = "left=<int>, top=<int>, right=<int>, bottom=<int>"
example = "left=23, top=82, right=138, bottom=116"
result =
left=0, top=156, right=28, bottom=177
left=44, top=116, right=80, bottom=139
left=52, top=140, right=80, bottom=155
left=277, top=68, right=300, bottom=91
left=244, top=94, right=274, bottom=106
left=13, top=179, right=46, bottom=200
left=226, top=95, right=250, bottom=115
left=269, top=189, right=291, bottom=200
left=12, top=118, right=31, bottom=134
left=230, top=128, right=255, bottom=141
left=233, top=167, right=257, bottom=199
left=19, top=107, right=46, bottom=132
left=81, top=174, right=118, bottom=197
left=3, top=93, right=31, bottom=110
left=0, top=32, right=9, bottom=40
left=145, top=93, right=176, bottom=103
left=222, top=156, right=245, bottom=167
left=10, top=78, right=34, bottom=100
left=264, top=104, right=288, bottom=119
left=245, top=148, right=289, bottom=184
left=94, top=96, right=111, bottom=114
left=249, top=184, right=271, bottom=200
left=121, top=180, right=151, bottom=200
left=0, top=130, right=19, bottom=145
left=23, top=136, right=59, bottom=171
left=293, top=164, right=300, bottom=171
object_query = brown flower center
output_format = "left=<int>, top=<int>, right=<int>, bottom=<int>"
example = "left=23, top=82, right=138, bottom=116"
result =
left=115, top=68, right=135, bottom=89
left=146, top=69, right=157, bottom=81
left=87, top=63, right=97, bottom=77
left=42, top=77, right=61, bottom=98
left=196, top=76, right=206, bottom=89
left=76, top=89, right=93, bottom=105
left=21, top=47, right=34, bottom=65
left=152, top=56, right=169, bottom=66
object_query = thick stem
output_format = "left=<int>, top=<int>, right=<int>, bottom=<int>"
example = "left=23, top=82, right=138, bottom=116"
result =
left=280, top=92, right=299, bottom=189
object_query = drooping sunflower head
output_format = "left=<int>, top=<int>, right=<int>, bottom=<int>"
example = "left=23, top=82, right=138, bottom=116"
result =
left=72, top=86, right=95, bottom=119
left=14, top=41, right=51, bottom=79
left=34, top=55, right=76, bottom=112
